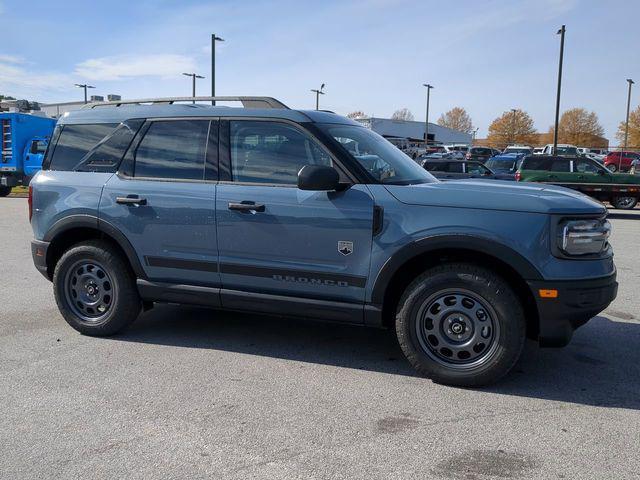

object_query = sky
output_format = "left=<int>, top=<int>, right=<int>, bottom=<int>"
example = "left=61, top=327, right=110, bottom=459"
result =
left=1, top=0, right=638, bottom=141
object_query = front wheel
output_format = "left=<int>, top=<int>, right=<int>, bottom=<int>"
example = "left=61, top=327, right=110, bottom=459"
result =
left=53, top=240, right=141, bottom=335
left=0, top=186, right=12, bottom=197
left=395, top=263, right=526, bottom=387
left=611, top=196, right=638, bottom=210
left=607, top=164, right=617, bottom=173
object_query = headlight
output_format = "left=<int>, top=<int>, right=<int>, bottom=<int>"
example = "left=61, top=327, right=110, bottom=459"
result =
left=557, top=218, right=611, bottom=256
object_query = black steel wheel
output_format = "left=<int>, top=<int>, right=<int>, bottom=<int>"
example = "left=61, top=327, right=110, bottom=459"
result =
left=53, top=240, right=141, bottom=335
left=396, top=263, right=526, bottom=386
left=611, top=196, right=638, bottom=210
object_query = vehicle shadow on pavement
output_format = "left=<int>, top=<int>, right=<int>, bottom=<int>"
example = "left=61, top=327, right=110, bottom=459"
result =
left=116, top=307, right=640, bottom=409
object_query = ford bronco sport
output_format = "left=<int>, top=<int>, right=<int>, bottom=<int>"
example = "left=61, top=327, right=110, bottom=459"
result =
left=29, top=96, right=617, bottom=386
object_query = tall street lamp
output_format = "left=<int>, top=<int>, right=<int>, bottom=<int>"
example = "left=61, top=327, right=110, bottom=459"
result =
left=182, top=72, right=205, bottom=104
left=311, top=84, right=325, bottom=110
left=553, top=25, right=566, bottom=156
left=423, top=84, right=434, bottom=146
left=211, top=34, right=224, bottom=105
left=74, top=83, right=95, bottom=104
left=510, top=108, right=517, bottom=144
left=622, top=78, right=635, bottom=169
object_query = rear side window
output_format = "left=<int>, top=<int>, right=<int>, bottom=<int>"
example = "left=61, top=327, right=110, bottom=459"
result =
left=425, top=162, right=446, bottom=172
left=522, top=157, right=551, bottom=170
left=133, top=120, right=209, bottom=180
left=74, top=120, right=144, bottom=173
left=447, top=162, right=463, bottom=173
left=48, top=124, right=117, bottom=171
left=550, top=159, right=570, bottom=172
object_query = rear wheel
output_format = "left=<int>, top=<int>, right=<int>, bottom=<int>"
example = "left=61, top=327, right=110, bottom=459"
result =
left=611, top=196, right=638, bottom=210
left=395, top=263, right=526, bottom=387
left=53, top=240, right=141, bottom=335
left=0, top=186, right=12, bottom=197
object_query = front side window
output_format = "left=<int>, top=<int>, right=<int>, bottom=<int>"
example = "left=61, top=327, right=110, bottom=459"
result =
left=319, top=124, right=436, bottom=185
left=574, top=159, right=602, bottom=174
left=134, top=120, right=209, bottom=180
left=48, top=123, right=117, bottom=171
left=466, top=162, right=489, bottom=175
left=229, top=121, right=331, bottom=185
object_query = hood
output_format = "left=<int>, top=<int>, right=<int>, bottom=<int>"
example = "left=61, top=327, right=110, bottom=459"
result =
left=384, top=180, right=606, bottom=215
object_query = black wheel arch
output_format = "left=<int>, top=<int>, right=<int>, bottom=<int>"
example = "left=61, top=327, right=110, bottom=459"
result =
left=371, top=235, right=543, bottom=338
left=43, top=214, right=146, bottom=280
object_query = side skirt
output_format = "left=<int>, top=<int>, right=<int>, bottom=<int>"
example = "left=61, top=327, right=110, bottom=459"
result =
left=136, top=279, right=375, bottom=325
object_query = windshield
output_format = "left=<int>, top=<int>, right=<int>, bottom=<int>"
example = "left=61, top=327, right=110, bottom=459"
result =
left=556, top=146, right=578, bottom=155
left=485, top=157, right=517, bottom=173
left=319, top=124, right=437, bottom=185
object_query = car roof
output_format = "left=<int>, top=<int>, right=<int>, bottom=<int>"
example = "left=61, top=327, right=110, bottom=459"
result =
left=57, top=104, right=361, bottom=126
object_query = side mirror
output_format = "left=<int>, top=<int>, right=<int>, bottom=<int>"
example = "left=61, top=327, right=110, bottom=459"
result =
left=30, top=142, right=39, bottom=154
left=298, top=165, right=340, bottom=191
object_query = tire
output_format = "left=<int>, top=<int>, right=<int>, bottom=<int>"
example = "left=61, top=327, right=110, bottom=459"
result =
left=53, top=240, right=141, bottom=335
left=0, top=186, right=12, bottom=197
left=611, top=196, right=638, bottom=210
left=607, top=164, right=617, bottom=172
left=395, top=263, right=526, bottom=387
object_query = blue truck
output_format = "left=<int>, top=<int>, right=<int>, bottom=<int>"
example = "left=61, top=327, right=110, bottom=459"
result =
left=1, top=112, right=56, bottom=196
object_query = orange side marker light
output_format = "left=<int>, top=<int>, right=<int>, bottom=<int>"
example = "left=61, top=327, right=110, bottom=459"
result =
left=539, top=289, right=558, bottom=299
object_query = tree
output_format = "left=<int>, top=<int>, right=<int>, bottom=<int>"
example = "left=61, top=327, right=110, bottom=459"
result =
left=486, top=109, right=537, bottom=149
left=0, top=94, right=16, bottom=102
left=616, top=105, right=640, bottom=149
left=437, top=107, right=473, bottom=134
left=549, top=108, right=605, bottom=146
left=391, top=108, right=414, bottom=121
left=346, top=110, right=367, bottom=119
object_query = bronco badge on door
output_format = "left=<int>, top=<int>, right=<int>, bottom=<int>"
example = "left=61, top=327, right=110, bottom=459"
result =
left=338, top=241, right=353, bottom=256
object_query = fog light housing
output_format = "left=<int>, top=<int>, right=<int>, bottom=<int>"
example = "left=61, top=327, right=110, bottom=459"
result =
left=558, top=218, right=611, bottom=256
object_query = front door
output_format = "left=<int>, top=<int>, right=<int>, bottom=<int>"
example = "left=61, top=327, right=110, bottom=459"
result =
left=100, top=119, right=220, bottom=287
left=216, top=119, right=374, bottom=305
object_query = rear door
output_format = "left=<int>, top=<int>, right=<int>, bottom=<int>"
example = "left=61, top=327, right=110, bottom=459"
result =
left=215, top=119, right=374, bottom=309
left=100, top=118, right=220, bottom=287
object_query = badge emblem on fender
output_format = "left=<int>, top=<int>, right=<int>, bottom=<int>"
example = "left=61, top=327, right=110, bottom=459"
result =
left=338, top=241, right=353, bottom=256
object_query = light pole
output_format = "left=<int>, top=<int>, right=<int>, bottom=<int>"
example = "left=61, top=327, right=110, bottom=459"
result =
left=182, top=72, right=205, bottom=104
left=510, top=108, right=517, bottom=144
left=622, top=78, right=634, bottom=170
left=472, top=127, right=479, bottom=144
left=74, top=83, right=95, bottom=104
left=423, top=84, right=434, bottom=146
left=211, top=34, right=224, bottom=105
left=311, top=84, right=325, bottom=110
left=553, top=25, right=566, bottom=156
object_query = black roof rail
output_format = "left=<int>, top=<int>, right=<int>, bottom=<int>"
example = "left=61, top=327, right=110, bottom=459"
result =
left=83, top=96, right=289, bottom=110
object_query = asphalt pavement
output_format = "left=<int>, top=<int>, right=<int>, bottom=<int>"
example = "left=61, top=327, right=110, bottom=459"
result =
left=1, top=198, right=639, bottom=479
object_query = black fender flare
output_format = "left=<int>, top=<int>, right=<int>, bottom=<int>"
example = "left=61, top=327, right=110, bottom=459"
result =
left=43, top=214, right=146, bottom=279
left=370, top=234, right=543, bottom=305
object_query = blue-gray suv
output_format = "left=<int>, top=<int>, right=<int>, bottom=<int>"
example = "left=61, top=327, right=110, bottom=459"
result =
left=29, top=96, right=617, bottom=386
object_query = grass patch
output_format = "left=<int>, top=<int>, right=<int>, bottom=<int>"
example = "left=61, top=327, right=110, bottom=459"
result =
left=8, top=185, right=29, bottom=197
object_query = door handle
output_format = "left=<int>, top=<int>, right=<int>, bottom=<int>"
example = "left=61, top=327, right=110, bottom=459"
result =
left=228, top=201, right=265, bottom=213
left=116, top=195, right=147, bottom=206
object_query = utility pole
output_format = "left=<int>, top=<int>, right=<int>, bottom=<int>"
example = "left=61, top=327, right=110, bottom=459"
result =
left=182, top=73, right=205, bottom=104
left=311, top=84, right=325, bottom=110
left=510, top=108, right=517, bottom=144
left=622, top=78, right=634, bottom=170
left=211, top=34, right=224, bottom=105
left=423, top=84, right=434, bottom=146
left=553, top=25, right=566, bottom=156
left=74, top=83, right=95, bottom=104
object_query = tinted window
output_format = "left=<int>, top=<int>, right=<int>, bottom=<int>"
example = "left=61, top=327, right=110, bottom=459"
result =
left=522, top=156, right=552, bottom=170
left=466, top=162, right=489, bottom=174
left=485, top=158, right=516, bottom=173
left=230, top=121, right=331, bottom=185
left=550, top=159, right=570, bottom=172
left=424, top=162, right=447, bottom=172
left=74, top=120, right=144, bottom=173
left=134, top=120, right=209, bottom=180
left=447, top=162, right=463, bottom=173
left=49, top=123, right=117, bottom=171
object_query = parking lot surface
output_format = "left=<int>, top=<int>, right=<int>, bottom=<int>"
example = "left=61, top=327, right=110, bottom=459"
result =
left=1, top=198, right=639, bottom=479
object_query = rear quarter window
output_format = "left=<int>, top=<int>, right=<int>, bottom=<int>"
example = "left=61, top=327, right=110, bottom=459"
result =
left=48, top=123, right=117, bottom=171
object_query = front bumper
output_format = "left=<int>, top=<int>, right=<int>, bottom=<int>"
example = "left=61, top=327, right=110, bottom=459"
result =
left=31, top=239, right=50, bottom=279
left=528, top=272, right=617, bottom=347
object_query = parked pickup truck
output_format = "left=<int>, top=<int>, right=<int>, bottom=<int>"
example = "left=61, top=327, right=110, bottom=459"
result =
left=516, top=155, right=640, bottom=209
left=1, top=112, right=56, bottom=196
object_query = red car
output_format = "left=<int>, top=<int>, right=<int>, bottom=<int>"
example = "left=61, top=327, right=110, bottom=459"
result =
left=604, top=151, right=640, bottom=172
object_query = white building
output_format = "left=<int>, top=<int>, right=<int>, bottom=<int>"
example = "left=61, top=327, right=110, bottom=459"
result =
left=355, top=117, right=472, bottom=146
